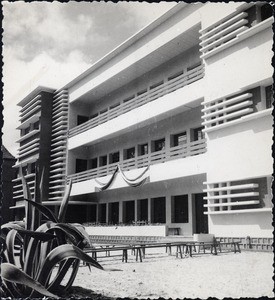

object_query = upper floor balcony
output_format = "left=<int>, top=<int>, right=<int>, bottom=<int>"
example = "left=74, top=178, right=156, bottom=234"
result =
left=68, top=64, right=205, bottom=150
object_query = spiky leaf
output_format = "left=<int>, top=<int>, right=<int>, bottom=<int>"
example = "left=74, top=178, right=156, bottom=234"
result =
left=58, top=179, right=72, bottom=222
left=1, top=263, right=58, bottom=299
left=24, top=198, right=58, bottom=223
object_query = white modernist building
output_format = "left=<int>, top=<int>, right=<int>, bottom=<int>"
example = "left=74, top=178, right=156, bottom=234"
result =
left=13, top=2, right=273, bottom=242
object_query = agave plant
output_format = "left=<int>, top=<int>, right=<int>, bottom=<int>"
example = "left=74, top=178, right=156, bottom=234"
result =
left=0, top=167, right=103, bottom=298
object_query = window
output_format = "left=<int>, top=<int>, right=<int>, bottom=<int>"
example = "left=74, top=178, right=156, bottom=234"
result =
left=261, top=3, right=273, bottom=21
left=172, top=132, right=187, bottom=147
left=153, top=138, right=165, bottom=152
left=99, top=155, right=107, bottom=167
left=265, top=85, right=273, bottom=109
left=109, top=151, right=120, bottom=164
left=100, top=108, right=108, bottom=115
left=90, top=158, right=98, bottom=169
left=110, top=103, right=120, bottom=110
left=77, top=115, right=89, bottom=126
left=150, top=80, right=164, bottom=90
left=168, top=70, right=183, bottom=81
left=75, top=159, right=88, bottom=173
left=123, top=200, right=135, bottom=224
left=90, top=113, right=98, bottom=119
left=193, top=127, right=205, bottom=141
left=172, top=195, right=189, bottom=223
left=123, top=95, right=135, bottom=103
left=33, top=121, right=39, bottom=130
left=30, top=163, right=36, bottom=174
left=124, top=147, right=135, bottom=159
left=137, top=89, right=147, bottom=96
left=151, top=197, right=166, bottom=223
left=138, top=143, right=148, bottom=156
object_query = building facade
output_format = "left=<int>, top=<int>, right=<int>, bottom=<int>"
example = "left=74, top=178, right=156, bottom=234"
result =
left=12, top=2, right=273, bottom=239
left=2, top=146, right=17, bottom=223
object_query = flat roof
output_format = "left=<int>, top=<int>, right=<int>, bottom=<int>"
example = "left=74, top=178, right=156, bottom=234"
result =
left=17, top=86, right=56, bottom=107
left=58, top=2, right=185, bottom=92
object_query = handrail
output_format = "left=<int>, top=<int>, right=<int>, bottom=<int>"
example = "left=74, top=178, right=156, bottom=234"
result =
left=67, top=139, right=206, bottom=183
left=69, top=64, right=204, bottom=138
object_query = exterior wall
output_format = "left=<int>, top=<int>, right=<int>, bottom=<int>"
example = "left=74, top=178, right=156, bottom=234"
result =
left=38, top=91, right=54, bottom=200
left=206, top=113, right=273, bottom=183
left=204, top=27, right=273, bottom=102
left=208, top=212, right=273, bottom=238
left=85, top=225, right=166, bottom=237
left=2, top=157, right=17, bottom=223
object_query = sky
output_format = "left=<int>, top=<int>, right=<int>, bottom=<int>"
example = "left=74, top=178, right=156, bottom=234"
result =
left=2, top=1, right=176, bottom=157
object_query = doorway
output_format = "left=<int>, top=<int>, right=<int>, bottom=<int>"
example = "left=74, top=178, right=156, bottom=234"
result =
left=194, top=193, right=208, bottom=234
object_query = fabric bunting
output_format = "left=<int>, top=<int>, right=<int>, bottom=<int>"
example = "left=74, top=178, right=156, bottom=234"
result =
left=94, top=165, right=149, bottom=191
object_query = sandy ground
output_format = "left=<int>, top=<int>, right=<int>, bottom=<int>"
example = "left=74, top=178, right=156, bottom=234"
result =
left=70, top=249, right=274, bottom=299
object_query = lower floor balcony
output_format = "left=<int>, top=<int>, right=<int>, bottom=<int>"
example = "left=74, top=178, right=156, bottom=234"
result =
left=67, top=138, right=206, bottom=185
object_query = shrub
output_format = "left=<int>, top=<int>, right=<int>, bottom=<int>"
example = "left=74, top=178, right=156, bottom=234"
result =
left=0, top=168, right=103, bottom=298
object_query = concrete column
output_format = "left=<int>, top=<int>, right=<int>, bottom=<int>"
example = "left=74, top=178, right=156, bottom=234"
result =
left=188, top=193, right=194, bottom=234
left=96, top=204, right=99, bottom=223
left=166, top=196, right=172, bottom=226
left=106, top=203, right=109, bottom=224
left=148, top=198, right=151, bottom=223
left=119, top=201, right=123, bottom=223
left=134, top=199, right=138, bottom=222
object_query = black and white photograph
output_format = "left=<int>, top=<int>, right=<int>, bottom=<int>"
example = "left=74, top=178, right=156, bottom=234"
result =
left=1, top=1, right=274, bottom=299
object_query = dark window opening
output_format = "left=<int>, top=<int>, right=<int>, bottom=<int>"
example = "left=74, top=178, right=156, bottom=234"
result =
left=110, top=103, right=120, bottom=110
left=245, top=5, right=261, bottom=27
left=150, top=81, right=164, bottom=90
left=123, top=95, right=135, bottom=103
left=30, top=162, right=36, bottom=174
left=137, top=89, right=147, bottom=96
left=77, top=115, right=89, bottom=126
left=125, top=147, right=135, bottom=159
left=123, top=200, right=135, bottom=224
left=89, top=204, right=97, bottom=223
left=33, top=121, right=40, bottom=130
left=99, top=155, right=107, bottom=167
left=187, top=62, right=201, bottom=71
left=172, top=195, right=189, bottom=223
left=151, top=197, right=166, bottom=223
left=100, top=109, right=108, bottom=115
left=109, top=202, right=119, bottom=224
left=153, top=138, right=165, bottom=152
left=137, top=199, right=148, bottom=222
left=168, top=70, right=183, bottom=81
left=90, top=158, right=98, bottom=169
left=109, top=151, right=120, bottom=164
left=261, top=3, right=273, bottom=21
left=90, top=113, right=98, bottom=119
left=138, top=143, right=149, bottom=156
left=98, top=203, right=106, bottom=223
left=265, top=85, right=273, bottom=109
left=193, top=127, right=205, bottom=141
left=172, top=132, right=187, bottom=147
left=75, top=159, right=88, bottom=173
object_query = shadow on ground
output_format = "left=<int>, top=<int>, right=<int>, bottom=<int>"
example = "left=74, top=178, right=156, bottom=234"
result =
left=63, top=286, right=115, bottom=299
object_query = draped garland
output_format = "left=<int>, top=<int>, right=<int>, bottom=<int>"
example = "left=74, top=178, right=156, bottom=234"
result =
left=94, top=165, right=149, bottom=191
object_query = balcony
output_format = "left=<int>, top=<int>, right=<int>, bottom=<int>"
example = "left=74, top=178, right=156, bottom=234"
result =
left=69, top=64, right=204, bottom=138
left=67, top=138, right=206, bottom=184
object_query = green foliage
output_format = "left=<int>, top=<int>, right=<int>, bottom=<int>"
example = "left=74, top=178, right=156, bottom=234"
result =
left=0, top=169, right=103, bottom=298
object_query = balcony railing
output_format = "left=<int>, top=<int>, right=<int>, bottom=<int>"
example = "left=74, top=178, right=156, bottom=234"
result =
left=68, top=64, right=204, bottom=138
left=67, top=139, right=206, bottom=184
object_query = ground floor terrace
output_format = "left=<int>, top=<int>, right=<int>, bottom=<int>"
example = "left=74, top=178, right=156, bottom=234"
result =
left=65, top=174, right=208, bottom=237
